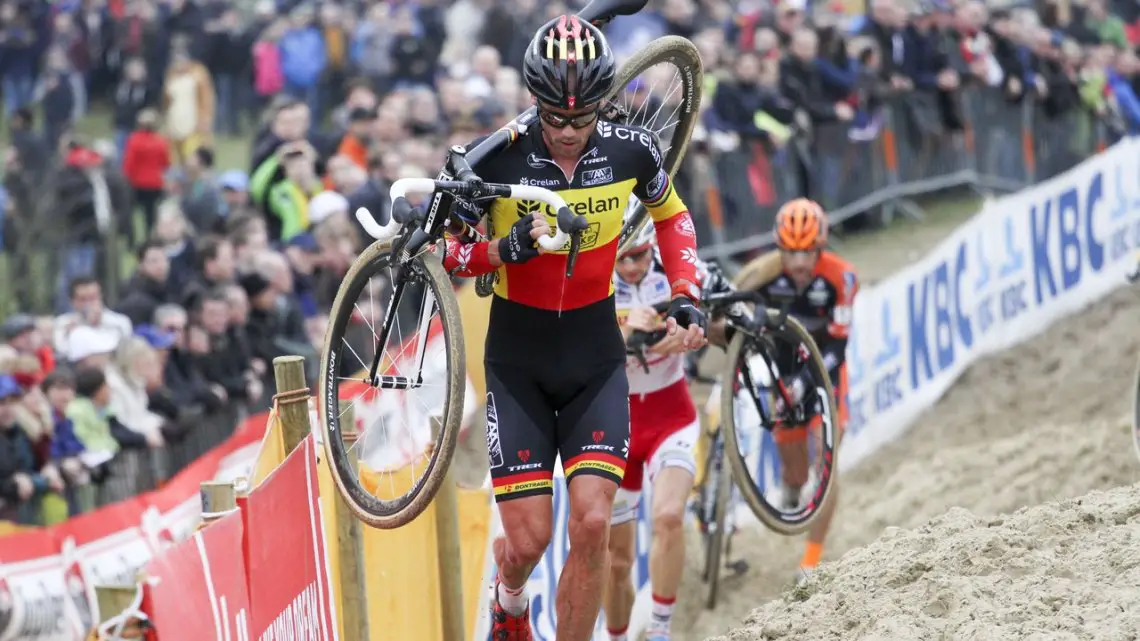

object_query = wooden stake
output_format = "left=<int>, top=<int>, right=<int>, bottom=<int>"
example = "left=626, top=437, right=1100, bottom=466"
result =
left=198, top=481, right=237, bottom=530
left=273, top=355, right=311, bottom=455
left=335, top=399, right=370, bottom=640
left=92, top=584, right=146, bottom=639
left=432, top=417, right=465, bottom=641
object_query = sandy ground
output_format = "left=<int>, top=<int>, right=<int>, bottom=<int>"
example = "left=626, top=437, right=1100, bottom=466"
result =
left=671, top=198, right=1140, bottom=641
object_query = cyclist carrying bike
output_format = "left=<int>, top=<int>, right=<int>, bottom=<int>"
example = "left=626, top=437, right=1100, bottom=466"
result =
left=602, top=224, right=700, bottom=641
left=439, top=15, right=707, bottom=640
left=709, top=198, right=858, bottom=585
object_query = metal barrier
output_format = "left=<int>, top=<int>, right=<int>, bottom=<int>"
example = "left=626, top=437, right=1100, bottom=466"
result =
left=696, top=86, right=1114, bottom=261
left=2, top=88, right=1109, bottom=315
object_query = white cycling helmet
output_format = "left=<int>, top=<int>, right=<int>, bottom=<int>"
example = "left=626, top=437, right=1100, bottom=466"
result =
left=620, top=219, right=656, bottom=257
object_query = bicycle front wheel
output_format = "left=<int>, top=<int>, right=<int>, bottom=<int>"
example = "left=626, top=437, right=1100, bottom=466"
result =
left=702, top=432, right=732, bottom=610
left=610, top=35, right=704, bottom=253
left=319, top=240, right=466, bottom=529
left=720, top=311, right=840, bottom=536
left=1132, top=353, right=1140, bottom=464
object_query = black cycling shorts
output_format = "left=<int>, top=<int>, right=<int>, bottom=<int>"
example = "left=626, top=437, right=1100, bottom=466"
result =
left=484, top=295, right=630, bottom=502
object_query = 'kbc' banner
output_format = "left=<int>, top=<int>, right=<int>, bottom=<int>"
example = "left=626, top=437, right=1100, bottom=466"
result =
left=841, top=137, right=1140, bottom=470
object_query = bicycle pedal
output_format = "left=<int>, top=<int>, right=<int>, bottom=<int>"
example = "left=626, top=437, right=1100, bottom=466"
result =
left=727, top=560, right=749, bottom=575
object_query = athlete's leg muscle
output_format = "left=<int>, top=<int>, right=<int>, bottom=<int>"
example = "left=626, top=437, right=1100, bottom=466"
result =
left=495, top=495, right=554, bottom=590
left=649, top=466, right=693, bottom=599
left=602, top=520, right=637, bottom=634
left=776, top=429, right=809, bottom=488
left=557, top=474, right=618, bottom=641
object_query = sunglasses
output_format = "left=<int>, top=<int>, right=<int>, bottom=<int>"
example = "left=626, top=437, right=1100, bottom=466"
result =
left=539, top=108, right=599, bottom=129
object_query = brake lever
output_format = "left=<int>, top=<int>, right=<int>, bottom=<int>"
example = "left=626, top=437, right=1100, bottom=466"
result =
left=558, top=209, right=590, bottom=278
left=626, top=331, right=652, bottom=374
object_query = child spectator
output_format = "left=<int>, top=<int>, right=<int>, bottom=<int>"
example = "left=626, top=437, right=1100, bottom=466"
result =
left=67, top=367, right=156, bottom=505
left=122, top=109, right=171, bottom=244
left=41, top=371, right=95, bottom=516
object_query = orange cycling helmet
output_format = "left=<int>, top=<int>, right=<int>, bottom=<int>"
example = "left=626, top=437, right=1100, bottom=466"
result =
left=773, top=198, right=828, bottom=251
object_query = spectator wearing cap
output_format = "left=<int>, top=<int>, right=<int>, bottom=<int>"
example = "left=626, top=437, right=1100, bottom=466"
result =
left=117, top=240, right=174, bottom=327
left=53, top=277, right=133, bottom=355
left=308, top=189, right=351, bottom=236
left=285, top=233, right=322, bottom=319
left=218, top=170, right=250, bottom=223
left=66, top=325, right=121, bottom=372
left=2, top=314, right=54, bottom=384
left=180, top=147, right=227, bottom=235
left=0, top=374, right=51, bottom=524
left=122, top=108, right=170, bottom=243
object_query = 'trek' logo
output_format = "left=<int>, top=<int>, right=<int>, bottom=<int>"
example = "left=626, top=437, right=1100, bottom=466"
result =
left=592, top=431, right=604, bottom=444
left=518, top=449, right=531, bottom=463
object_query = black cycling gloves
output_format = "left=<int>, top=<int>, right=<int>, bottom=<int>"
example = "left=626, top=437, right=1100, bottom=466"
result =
left=498, top=214, right=543, bottom=264
left=666, top=296, right=707, bottom=332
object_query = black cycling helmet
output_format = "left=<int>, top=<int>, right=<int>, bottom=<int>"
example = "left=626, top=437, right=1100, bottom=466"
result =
left=523, top=14, right=616, bottom=111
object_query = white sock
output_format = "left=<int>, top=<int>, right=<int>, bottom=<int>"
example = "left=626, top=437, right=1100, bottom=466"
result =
left=647, top=594, right=675, bottom=636
left=497, top=581, right=528, bottom=616
left=607, top=627, right=628, bottom=641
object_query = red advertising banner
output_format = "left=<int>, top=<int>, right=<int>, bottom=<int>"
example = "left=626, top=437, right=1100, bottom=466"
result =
left=0, top=529, right=86, bottom=641
left=241, top=436, right=337, bottom=641
left=144, top=510, right=251, bottom=641
left=0, top=410, right=270, bottom=641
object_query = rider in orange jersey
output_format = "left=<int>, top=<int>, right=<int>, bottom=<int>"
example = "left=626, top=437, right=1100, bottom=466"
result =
left=709, top=198, right=857, bottom=585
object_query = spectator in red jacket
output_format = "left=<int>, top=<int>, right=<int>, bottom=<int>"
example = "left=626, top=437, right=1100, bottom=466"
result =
left=121, top=108, right=170, bottom=245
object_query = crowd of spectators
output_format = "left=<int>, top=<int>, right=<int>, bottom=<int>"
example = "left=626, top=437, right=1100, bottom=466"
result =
left=3, top=0, right=1140, bottom=525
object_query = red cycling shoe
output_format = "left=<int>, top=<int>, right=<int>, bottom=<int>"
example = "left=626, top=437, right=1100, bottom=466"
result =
left=490, top=578, right=532, bottom=641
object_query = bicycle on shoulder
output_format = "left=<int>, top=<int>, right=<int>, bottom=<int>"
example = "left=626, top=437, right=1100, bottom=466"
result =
left=318, top=0, right=706, bottom=530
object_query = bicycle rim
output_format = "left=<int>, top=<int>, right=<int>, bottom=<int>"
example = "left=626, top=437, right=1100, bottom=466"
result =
left=608, top=35, right=704, bottom=253
left=720, top=311, right=840, bottom=536
left=704, top=440, right=732, bottom=610
left=319, top=240, right=466, bottom=529
left=1132, top=355, right=1140, bottom=464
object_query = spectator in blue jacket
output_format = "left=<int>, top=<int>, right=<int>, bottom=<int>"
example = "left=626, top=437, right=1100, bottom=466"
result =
left=1109, top=50, right=1140, bottom=134
left=278, top=5, right=327, bottom=125
left=0, top=2, right=39, bottom=116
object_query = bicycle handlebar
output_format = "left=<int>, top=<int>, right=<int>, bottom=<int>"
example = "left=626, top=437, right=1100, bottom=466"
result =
left=355, top=178, right=589, bottom=251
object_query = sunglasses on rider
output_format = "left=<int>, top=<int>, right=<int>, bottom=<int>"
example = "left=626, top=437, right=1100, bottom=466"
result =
left=539, top=107, right=599, bottom=129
